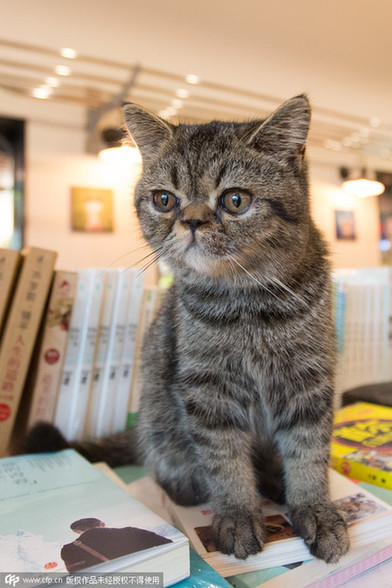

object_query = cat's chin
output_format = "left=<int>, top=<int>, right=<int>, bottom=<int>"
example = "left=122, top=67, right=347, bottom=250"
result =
left=183, top=248, right=233, bottom=279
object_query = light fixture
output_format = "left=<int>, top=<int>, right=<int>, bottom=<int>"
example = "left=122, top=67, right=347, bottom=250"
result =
left=60, top=47, right=77, bottom=59
left=98, top=128, right=141, bottom=165
left=340, top=167, right=385, bottom=198
left=55, top=65, right=71, bottom=76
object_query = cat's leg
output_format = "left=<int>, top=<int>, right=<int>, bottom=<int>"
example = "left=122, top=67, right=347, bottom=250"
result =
left=274, top=399, right=350, bottom=563
left=183, top=394, right=267, bottom=559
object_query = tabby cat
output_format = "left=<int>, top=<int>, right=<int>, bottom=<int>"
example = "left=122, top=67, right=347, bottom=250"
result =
left=28, top=95, right=350, bottom=563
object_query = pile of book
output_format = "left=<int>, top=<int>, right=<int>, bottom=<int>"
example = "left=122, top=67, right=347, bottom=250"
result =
left=0, top=246, right=164, bottom=457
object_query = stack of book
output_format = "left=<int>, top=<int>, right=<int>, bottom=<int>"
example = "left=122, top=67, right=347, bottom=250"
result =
left=0, top=246, right=163, bottom=457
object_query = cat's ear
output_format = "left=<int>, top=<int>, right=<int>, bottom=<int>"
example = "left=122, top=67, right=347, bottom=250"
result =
left=242, top=95, right=311, bottom=161
left=123, top=103, right=174, bottom=162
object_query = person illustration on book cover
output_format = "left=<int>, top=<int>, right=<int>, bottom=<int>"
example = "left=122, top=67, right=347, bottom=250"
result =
left=61, top=517, right=172, bottom=572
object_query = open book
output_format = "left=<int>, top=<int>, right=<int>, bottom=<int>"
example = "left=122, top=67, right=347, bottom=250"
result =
left=167, top=469, right=392, bottom=577
left=0, top=449, right=189, bottom=586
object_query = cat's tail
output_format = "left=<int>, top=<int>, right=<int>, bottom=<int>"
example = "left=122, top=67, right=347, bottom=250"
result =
left=23, top=422, right=141, bottom=468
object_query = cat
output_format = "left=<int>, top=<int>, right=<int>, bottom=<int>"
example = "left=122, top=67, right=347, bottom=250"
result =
left=27, top=95, right=350, bottom=563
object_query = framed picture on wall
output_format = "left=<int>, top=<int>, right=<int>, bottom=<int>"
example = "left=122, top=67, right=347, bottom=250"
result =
left=335, top=210, right=356, bottom=240
left=71, top=186, right=114, bottom=232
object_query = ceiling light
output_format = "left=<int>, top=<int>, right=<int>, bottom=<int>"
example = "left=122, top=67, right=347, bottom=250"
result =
left=55, top=65, right=71, bottom=76
left=32, top=87, right=52, bottom=99
left=171, top=99, right=183, bottom=109
left=166, top=106, right=177, bottom=116
left=185, top=74, right=200, bottom=85
left=98, top=128, right=142, bottom=165
left=176, top=88, right=189, bottom=99
left=60, top=47, right=77, bottom=59
left=45, top=77, right=60, bottom=87
left=341, top=167, right=385, bottom=198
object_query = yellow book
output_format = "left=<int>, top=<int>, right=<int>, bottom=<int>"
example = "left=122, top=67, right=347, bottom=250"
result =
left=331, top=402, right=392, bottom=490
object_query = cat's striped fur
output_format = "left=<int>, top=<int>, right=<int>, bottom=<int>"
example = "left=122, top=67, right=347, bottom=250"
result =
left=27, top=96, right=349, bottom=562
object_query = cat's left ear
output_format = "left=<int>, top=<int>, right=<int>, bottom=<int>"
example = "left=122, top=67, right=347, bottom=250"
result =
left=123, top=103, right=175, bottom=163
left=243, top=95, right=311, bottom=162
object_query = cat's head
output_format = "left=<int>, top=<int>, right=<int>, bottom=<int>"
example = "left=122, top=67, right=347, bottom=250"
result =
left=124, top=95, right=313, bottom=285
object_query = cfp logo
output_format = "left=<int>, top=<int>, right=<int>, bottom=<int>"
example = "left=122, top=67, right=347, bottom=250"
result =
left=5, top=574, right=20, bottom=586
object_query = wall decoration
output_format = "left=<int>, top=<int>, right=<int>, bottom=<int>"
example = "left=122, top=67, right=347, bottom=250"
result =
left=335, top=210, right=356, bottom=240
left=71, top=187, right=114, bottom=232
left=376, top=171, right=392, bottom=265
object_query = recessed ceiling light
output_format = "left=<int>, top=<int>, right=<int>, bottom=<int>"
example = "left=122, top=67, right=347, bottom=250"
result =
left=55, top=65, right=71, bottom=76
left=166, top=106, right=177, bottom=116
left=176, top=88, right=189, bottom=99
left=60, top=47, right=77, bottom=59
left=171, top=99, right=183, bottom=109
left=32, top=87, right=52, bottom=99
left=185, top=74, right=200, bottom=85
left=45, top=77, right=60, bottom=87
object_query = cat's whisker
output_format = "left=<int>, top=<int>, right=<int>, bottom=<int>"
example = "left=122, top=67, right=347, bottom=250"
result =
left=137, top=247, right=169, bottom=277
left=228, top=256, right=283, bottom=303
left=95, top=244, right=151, bottom=280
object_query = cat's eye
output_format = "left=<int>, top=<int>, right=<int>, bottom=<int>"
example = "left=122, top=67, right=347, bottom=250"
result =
left=220, top=189, right=252, bottom=214
left=152, top=190, right=178, bottom=212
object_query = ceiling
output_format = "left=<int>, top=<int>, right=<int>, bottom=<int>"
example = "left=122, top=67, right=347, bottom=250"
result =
left=1, top=0, right=392, bottom=167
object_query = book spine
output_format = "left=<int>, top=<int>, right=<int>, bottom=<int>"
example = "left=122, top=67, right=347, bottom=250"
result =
left=0, top=247, right=57, bottom=456
left=84, top=269, right=121, bottom=440
left=331, top=455, right=392, bottom=491
left=111, top=271, right=145, bottom=434
left=69, top=270, right=105, bottom=441
left=127, top=286, right=158, bottom=428
left=54, top=269, right=96, bottom=440
left=27, top=270, right=78, bottom=427
left=0, top=248, right=22, bottom=337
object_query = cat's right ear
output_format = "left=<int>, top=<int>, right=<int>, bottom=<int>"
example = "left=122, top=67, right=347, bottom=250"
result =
left=123, top=103, right=174, bottom=162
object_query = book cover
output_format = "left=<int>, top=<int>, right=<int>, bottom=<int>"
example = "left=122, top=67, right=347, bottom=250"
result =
left=0, top=246, right=57, bottom=457
left=167, top=469, right=392, bottom=577
left=0, top=449, right=189, bottom=586
left=0, top=248, right=22, bottom=337
left=331, top=402, right=392, bottom=490
left=27, top=270, right=78, bottom=428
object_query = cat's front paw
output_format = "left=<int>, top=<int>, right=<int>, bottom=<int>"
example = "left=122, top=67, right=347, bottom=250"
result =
left=290, top=502, right=350, bottom=563
left=212, top=509, right=266, bottom=559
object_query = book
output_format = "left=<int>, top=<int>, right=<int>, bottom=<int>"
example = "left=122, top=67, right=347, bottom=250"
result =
left=111, top=271, right=145, bottom=434
left=0, top=248, right=22, bottom=337
left=84, top=269, right=122, bottom=440
left=331, top=402, right=392, bottom=490
left=0, top=449, right=190, bottom=586
left=54, top=269, right=104, bottom=441
left=127, top=286, right=162, bottom=428
left=26, top=270, right=78, bottom=428
left=0, top=246, right=57, bottom=457
left=166, top=468, right=392, bottom=577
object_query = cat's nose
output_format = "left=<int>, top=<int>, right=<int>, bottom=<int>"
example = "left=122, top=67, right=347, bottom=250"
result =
left=180, top=203, right=212, bottom=231
left=181, top=218, right=206, bottom=232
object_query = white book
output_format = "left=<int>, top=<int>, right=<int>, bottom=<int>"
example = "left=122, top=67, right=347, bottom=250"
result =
left=127, top=286, right=159, bottom=428
left=84, top=269, right=122, bottom=440
left=167, top=469, right=392, bottom=577
left=54, top=269, right=99, bottom=440
left=111, top=270, right=145, bottom=434
left=70, top=270, right=105, bottom=441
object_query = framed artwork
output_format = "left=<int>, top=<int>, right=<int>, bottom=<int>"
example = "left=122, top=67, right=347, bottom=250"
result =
left=71, top=187, right=114, bottom=232
left=335, top=210, right=356, bottom=240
